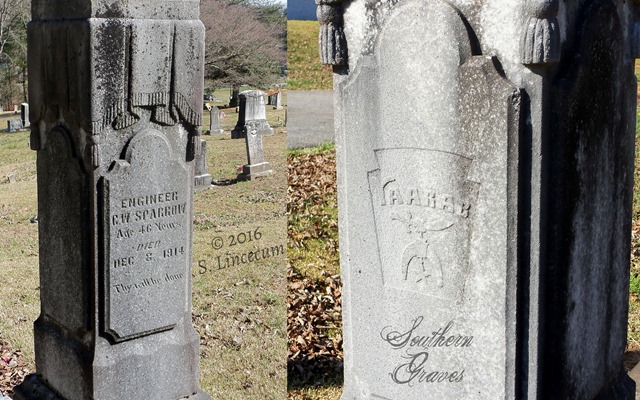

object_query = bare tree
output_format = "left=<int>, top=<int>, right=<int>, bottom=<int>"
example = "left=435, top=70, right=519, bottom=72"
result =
left=0, top=0, right=29, bottom=108
left=200, top=0, right=285, bottom=100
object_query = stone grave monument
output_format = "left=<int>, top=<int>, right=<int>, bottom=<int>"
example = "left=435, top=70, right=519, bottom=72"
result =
left=208, top=105, right=223, bottom=134
left=231, top=90, right=272, bottom=139
left=7, top=119, right=22, bottom=133
left=321, top=0, right=637, bottom=399
left=20, top=103, right=29, bottom=128
left=14, top=1, right=210, bottom=399
left=237, top=118, right=274, bottom=181
left=268, top=90, right=283, bottom=110
left=194, top=139, right=212, bottom=190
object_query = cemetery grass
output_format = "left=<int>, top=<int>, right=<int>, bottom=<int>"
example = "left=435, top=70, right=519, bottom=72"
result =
left=287, top=20, right=334, bottom=90
left=287, top=144, right=343, bottom=400
left=628, top=62, right=640, bottom=359
left=0, top=105, right=288, bottom=399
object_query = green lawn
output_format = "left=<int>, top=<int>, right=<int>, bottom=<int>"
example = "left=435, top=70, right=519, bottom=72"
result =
left=287, top=21, right=334, bottom=90
left=0, top=103, right=288, bottom=399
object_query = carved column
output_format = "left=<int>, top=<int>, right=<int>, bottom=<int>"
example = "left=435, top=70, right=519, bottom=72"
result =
left=14, top=1, right=209, bottom=399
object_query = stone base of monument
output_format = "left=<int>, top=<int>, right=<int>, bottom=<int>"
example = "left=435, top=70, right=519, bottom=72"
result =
left=13, top=374, right=211, bottom=400
left=592, top=371, right=635, bottom=399
left=237, top=162, right=272, bottom=181
left=231, top=127, right=245, bottom=139
left=231, top=120, right=272, bottom=139
left=194, top=173, right=212, bottom=191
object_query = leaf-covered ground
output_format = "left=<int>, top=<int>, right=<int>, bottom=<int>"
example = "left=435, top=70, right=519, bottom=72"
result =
left=287, top=148, right=343, bottom=396
left=0, top=339, right=30, bottom=397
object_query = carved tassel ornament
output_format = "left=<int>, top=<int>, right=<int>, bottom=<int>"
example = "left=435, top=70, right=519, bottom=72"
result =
left=521, top=0, right=560, bottom=65
left=317, top=0, right=347, bottom=66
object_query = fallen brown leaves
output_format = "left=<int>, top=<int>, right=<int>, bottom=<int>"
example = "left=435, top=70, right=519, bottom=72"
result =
left=0, top=338, right=32, bottom=397
left=288, top=267, right=343, bottom=387
left=288, top=151, right=338, bottom=248
left=287, top=150, right=343, bottom=388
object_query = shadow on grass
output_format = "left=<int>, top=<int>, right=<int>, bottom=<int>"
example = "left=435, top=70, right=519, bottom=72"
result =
left=212, top=178, right=239, bottom=186
left=288, top=356, right=344, bottom=390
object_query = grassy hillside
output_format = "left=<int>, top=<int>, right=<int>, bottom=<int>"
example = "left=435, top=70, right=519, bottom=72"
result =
left=287, top=20, right=334, bottom=90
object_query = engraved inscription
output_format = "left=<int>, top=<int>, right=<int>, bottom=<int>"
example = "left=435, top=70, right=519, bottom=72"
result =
left=390, top=211, right=452, bottom=287
left=103, top=129, right=190, bottom=342
left=108, top=190, right=188, bottom=290
left=381, top=185, right=472, bottom=219
left=368, top=148, right=480, bottom=297
left=107, top=190, right=188, bottom=297
left=380, top=316, right=473, bottom=385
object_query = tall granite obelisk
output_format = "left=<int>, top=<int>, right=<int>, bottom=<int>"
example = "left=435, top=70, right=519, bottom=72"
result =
left=14, top=1, right=210, bottom=399
left=322, top=0, right=637, bottom=399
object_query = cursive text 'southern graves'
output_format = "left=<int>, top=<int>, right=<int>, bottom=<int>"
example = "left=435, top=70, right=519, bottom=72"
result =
left=325, top=0, right=637, bottom=399
left=14, top=1, right=210, bottom=399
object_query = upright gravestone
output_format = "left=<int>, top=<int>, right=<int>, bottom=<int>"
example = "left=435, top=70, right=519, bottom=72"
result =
left=237, top=119, right=274, bottom=181
left=7, top=119, right=22, bottom=133
left=194, top=139, right=212, bottom=190
left=209, top=105, right=223, bottom=134
left=267, top=90, right=283, bottom=110
left=20, top=103, right=29, bottom=128
left=322, top=0, right=637, bottom=399
left=15, top=1, right=210, bottom=399
left=231, top=90, right=272, bottom=139
left=273, top=91, right=283, bottom=110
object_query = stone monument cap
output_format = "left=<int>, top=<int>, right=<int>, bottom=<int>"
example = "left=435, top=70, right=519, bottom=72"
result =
left=32, top=0, right=200, bottom=21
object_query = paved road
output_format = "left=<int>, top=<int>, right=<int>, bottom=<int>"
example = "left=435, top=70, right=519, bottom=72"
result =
left=287, top=90, right=335, bottom=149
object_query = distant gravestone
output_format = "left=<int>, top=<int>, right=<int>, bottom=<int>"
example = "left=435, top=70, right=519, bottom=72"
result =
left=208, top=106, right=223, bottom=134
left=194, top=139, right=212, bottom=190
left=20, top=103, right=29, bottom=128
left=231, top=90, right=272, bottom=139
left=269, top=91, right=283, bottom=110
left=14, top=1, right=210, bottom=399
left=237, top=120, right=274, bottom=181
left=7, top=119, right=22, bottom=133
left=324, top=0, right=637, bottom=399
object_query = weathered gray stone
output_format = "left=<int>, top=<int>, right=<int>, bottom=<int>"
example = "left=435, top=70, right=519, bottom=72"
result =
left=268, top=90, right=283, bottom=110
left=237, top=120, right=274, bottom=181
left=317, top=0, right=347, bottom=66
left=194, top=139, right=212, bottom=190
left=330, top=1, right=637, bottom=399
left=7, top=119, right=22, bottom=132
left=208, top=105, right=223, bottom=134
left=231, top=90, right=273, bottom=139
left=20, top=103, right=30, bottom=128
left=15, top=1, right=210, bottom=399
